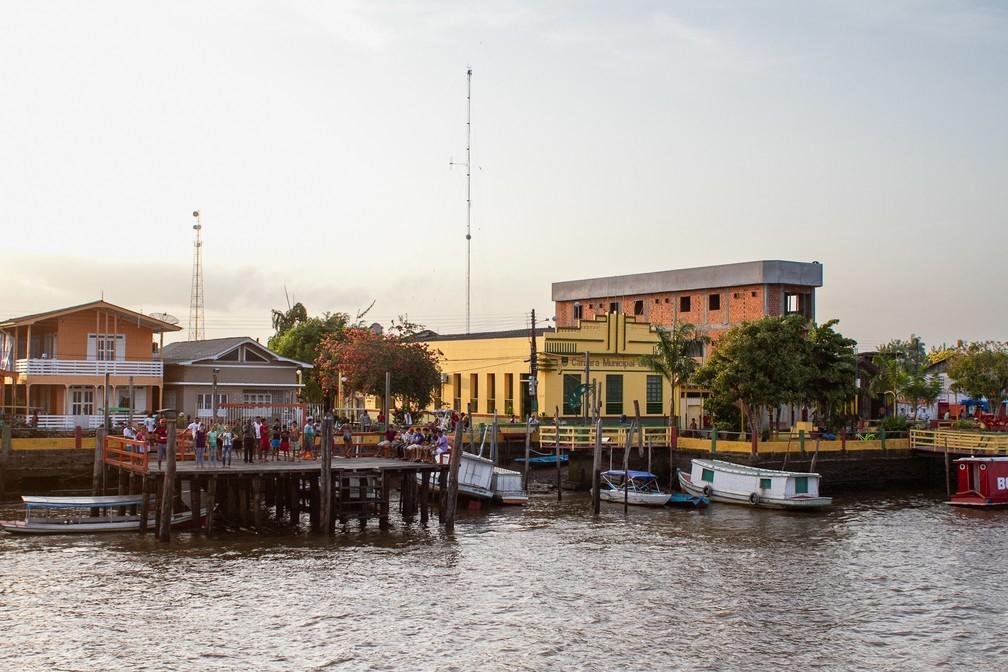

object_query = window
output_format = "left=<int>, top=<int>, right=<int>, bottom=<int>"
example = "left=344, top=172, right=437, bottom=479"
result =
left=573, top=303, right=583, bottom=320
left=197, top=393, right=228, bottom=417
left=242, top=392, right=272, bottom=405
left=562, top=374, right=582, bottom=415
left=759, top=478, right=772, bottom=490
left=486, top=373, right=496, bottom=414
left=605, top=374, right=623, bottom=416
left=646, top=375, right=663, bottom=415
left=679, top=296, right=691, bottom=312
left=785, top=292, right=808, bottom=316
left=701, top=468, right=714, bottom=483
left=751, top=291, right=757, bottom=297
left=609, top=302, right=619, bottom=314
left=708, top=294, right=721, bottom=311
left=633, top=300, right=644, bottom=316
left=655, top=298, right=660, bottom=305
left=733, top=292, right=739, bottom=299
left=452, top=373, right=462, bottom=411
left=504, top=373, right=514, bottom=416
left=686, top=339, right=705, bottom=358
left=469, top=373, right=479, bottom=413
left=794, top=476, right=809, bottom=494
left=87, top=333, right=125, bottom=361
left=69, top=386, right=94, bottom=415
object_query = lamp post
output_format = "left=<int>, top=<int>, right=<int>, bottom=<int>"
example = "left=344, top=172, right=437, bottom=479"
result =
left=337, top=374, right=347, bottom=418
left=211, top=368, right=220, bottom=425
left=296, top=368, right=303, bottom=403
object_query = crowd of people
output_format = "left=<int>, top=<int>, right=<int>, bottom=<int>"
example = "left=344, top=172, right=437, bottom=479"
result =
left=117, top=410, right=465, bottom=468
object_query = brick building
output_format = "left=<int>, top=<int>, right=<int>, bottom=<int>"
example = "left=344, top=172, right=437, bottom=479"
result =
left=552, top=260, right=823, bottom=345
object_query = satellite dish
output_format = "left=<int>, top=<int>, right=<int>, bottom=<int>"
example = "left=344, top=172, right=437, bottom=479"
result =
left=150, top=312, right=180, bottom=326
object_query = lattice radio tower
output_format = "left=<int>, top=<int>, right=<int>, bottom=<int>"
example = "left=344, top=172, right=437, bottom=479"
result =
left=188, top=210, right=206, bottom=341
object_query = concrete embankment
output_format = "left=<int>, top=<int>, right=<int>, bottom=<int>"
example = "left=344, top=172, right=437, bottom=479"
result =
left=0, top=448, right=96, bottom=499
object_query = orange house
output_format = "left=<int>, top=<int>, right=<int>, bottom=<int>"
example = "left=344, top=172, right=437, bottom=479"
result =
left=0, top=301, right=181, bottom=429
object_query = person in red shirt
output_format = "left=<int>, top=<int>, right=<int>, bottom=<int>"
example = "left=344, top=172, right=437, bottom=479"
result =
left=155, top=419, right=168, bottom=469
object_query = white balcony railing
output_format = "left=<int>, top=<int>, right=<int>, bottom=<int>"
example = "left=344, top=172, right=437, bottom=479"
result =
left=19, top=414, right=140, bottom=430
left=14, top=359, right=164, bottom=377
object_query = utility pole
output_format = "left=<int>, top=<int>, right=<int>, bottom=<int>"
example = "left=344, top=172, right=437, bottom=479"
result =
left=529, top=309, right=538, bottom=420
left=449, top=68, right=473, bottom=334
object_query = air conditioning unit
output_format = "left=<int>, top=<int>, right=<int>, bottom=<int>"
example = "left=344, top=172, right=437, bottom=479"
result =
left=440, top=374, right=449, bottom=384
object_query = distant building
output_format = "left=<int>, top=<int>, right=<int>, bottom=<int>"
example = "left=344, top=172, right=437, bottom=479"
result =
left=0, top=300, right=181, bottom=428
left=160, top=337, right=310, bottom=421
left=552, top=260, right=824, bottom=348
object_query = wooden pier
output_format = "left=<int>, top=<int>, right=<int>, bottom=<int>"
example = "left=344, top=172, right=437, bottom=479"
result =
left=101, top=433, right=448, bottom=539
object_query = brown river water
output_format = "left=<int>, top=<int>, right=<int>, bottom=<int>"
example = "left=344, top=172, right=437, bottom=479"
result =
left=1, top=490, right=1005, bottom=671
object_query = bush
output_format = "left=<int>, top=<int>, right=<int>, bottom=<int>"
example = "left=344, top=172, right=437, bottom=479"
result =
left=879, top=415, right=911, bottom=432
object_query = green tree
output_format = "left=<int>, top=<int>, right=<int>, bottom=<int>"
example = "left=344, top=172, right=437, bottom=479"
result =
left=267, top=304, right=351, bottom=404
left=869, top=335, right=941, bottom=419
left=638, top=322, right=709, bottom=426
left=947, top=342, right=1008, bottom=417
left=802, top=319, right=858, bottom=429
left=868, top=355, right=909, bottom=418
left=694, top=315, right=808, bottom=438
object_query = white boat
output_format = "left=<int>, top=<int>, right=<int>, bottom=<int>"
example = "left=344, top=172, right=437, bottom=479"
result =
left=599, top=470, right=672, bottom=506
left=678, top=459, right=832, bottom=510
left=491, top=467, right=528, bottom=505
left=0, top=495, right=198, bottom=535
left=428, top=452, right=528, bottom=505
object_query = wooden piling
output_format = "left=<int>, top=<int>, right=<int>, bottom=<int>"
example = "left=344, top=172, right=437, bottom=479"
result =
left=252, top=477, right=264, bottom=528
left=379, top=474, right=391, bottom=531
left=309, top=475, right=320, bottom=531
left=158, top=420, right=178, bottom=542
left=319, top=416, right=333, bottom=534
left=153, top=475, right=162, bottom=535
left=522, top=419, right=532, bottom=490
left=206, top=477, right=217, bottom=534
left=444, top=418, right=464, bottom=532
left=420, top=471, right=430, bottom=525
left=944, top=436, right=951, bottom=498
left=554, top=406, right=561, bottom=501
left=139, top=477, right=150, bottom=533
left=191, top=477, right=202, bottom=531
left=289, top=476, right=300, bottom=526
left=592, top=417, right=602, bottom=515
left=238, top=480, right=249, bottom=527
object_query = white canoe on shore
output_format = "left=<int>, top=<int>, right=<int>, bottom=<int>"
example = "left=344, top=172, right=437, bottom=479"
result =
left=678, top=459, right=832, bottom=510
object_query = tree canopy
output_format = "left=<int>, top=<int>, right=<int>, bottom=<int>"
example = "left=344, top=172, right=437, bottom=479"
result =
left=639, top=322, right=709, bottom=422
left=947, top=342, right=1008, bottom=417
left=267, top=303, right=351, bottom=403
left=694, top=316, right=856, bottom=435
left=870, top=336, right=942, bottom=418
left=315, top=326, right=442, bottom=412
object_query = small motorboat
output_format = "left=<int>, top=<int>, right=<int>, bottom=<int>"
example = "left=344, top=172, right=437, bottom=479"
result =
left=599, top=470, right=672, bottom=507
left=0, top=495, right=198, bottom=535
left=514, top=453, right=569, bottom=466
left=678, top=459, right=832, bottom=510
left=948, top=456, right=1008, bottom=508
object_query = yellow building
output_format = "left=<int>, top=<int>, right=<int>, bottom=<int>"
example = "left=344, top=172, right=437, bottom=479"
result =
left=425, top=313, right=706, bottom=425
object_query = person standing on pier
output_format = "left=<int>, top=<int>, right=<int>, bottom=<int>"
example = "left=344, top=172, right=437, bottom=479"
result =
left=220, top=425, right=234, bottom=467
left=195, top=423, right=207, bottom=468
left=302, top=420, right=314, bottom=460
left=289, top=422, right=301, bottom=461
left=270, top=420, right=281, bottom=461
left=208, top=424, right=219, bottom=467
left=155, top=418, right=168, bottom=469
left=280, top=424, right=291, bottom=461
left=243, top=420, right=255, bottom=463
left=259, top=422, right=270, bottom=461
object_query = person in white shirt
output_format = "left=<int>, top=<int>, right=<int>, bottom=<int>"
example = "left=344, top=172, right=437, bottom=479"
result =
left=144, top=413, right=156, bottom=434
left=186, top=419, right=200, bottom=438
left=123, top=425, right=136, bottom=440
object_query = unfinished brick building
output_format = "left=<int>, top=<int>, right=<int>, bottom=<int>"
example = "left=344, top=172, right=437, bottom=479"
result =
left=552, top=260, right=823, bottom=347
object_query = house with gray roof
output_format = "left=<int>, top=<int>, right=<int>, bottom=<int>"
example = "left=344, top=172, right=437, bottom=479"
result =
left=160, top=337, right=311, bottom=421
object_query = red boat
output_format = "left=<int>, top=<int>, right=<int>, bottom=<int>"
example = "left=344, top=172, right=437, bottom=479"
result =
left=949, top=456, right=1008, bottom=508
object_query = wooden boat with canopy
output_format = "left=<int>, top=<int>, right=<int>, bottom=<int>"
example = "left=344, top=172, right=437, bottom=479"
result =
left=0, top=495, right=196, bottom=535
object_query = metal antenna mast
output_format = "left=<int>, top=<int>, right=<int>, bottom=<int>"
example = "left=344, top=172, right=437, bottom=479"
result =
left=449, top=68, right=473, bottom=333
left=188, top=210, right=206, bottom=341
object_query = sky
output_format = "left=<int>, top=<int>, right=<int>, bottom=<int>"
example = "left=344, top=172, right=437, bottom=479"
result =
left=1, top=1, right=1005, bottom=351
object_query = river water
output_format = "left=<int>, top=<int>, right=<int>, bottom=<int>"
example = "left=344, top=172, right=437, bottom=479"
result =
left=1, top=490, right=1005, bottom=671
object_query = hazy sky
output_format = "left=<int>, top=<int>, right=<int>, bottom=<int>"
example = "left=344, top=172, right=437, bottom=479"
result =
left=2, top=1, right=1005, bottom=350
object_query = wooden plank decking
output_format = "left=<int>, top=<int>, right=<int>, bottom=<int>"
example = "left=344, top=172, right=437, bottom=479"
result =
left=146, top=457, right=444, bottom=476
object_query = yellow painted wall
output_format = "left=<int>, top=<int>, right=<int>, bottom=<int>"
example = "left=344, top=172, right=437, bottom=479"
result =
left=12, top=437, right=97, bottom=450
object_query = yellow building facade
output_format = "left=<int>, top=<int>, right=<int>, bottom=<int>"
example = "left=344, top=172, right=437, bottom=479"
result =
left=425, top=314, right=705, bottom=425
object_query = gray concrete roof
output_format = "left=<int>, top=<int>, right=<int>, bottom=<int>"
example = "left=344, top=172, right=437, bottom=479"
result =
left=551, top=260, right=823, bottom=301
left=160, top=337, right=312, bottom=367
left=423, top=328, right=546, bottom=342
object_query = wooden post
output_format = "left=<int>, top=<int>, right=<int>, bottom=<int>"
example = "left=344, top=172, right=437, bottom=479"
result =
left=158, top=415, right=178, bottom=542
left=238, top=480, right=249, bottom=527
left=522, top=418, right=532, bottom=490
left=309, top=475, right=320, bottom=531
left=153, top=475, right=163, bottom=534
left=840, top=429, right=847, bottom=455
left=627, top=401, right=642, bottom=514
left=420, top=470, right=430, bottom=525
left=379, top=474, right=391, bottom=531
left=91, top=428, right=106, bottom=515
left=319, top=415, right=333, bottom=533
left=554, top=406, right=561, bottom=501
left=592, top=417, right=602, bottom=515
left=669, top=424, right=678, bottom=491
left=798, top=429, right=806, bottom=456
left=289, top=475, right=300, bottom=526
left=139, top=477, right=150, bottom=533
left=711, top=428, right=718, bottom=454
left=191, top=477, right=202, bottom=531
left=444, top=416, right=464, bottom=531
left=944, top=436, right=951, bottom=498
left=206, top=477, right=216, bottom=534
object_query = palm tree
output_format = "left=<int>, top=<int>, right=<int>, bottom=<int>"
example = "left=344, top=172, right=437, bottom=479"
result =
left=639, top=322, right=709, bottom=427
left=869, top=355, right=909, bottom=417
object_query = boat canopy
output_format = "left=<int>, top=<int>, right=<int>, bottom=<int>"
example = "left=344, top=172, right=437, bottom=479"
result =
left=21, top=495, right=145, bottom=509
left=602, top=470, right=657, bottom=480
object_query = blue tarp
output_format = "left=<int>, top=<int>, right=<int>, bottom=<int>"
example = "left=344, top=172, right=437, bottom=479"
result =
left=601, top=470, right=657, bottom=480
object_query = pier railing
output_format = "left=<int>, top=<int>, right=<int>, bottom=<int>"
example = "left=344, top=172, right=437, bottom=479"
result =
left=909, top=429, right=1008, bottom=455
left=103, top=435, right=198, bottom=472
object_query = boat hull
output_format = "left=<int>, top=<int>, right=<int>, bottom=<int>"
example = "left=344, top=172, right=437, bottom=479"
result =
left=0, top=511, right=196, bottom=535
left=678, top=472, right=831, bottom=510
left=599, top=489, right=671, bottom=507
